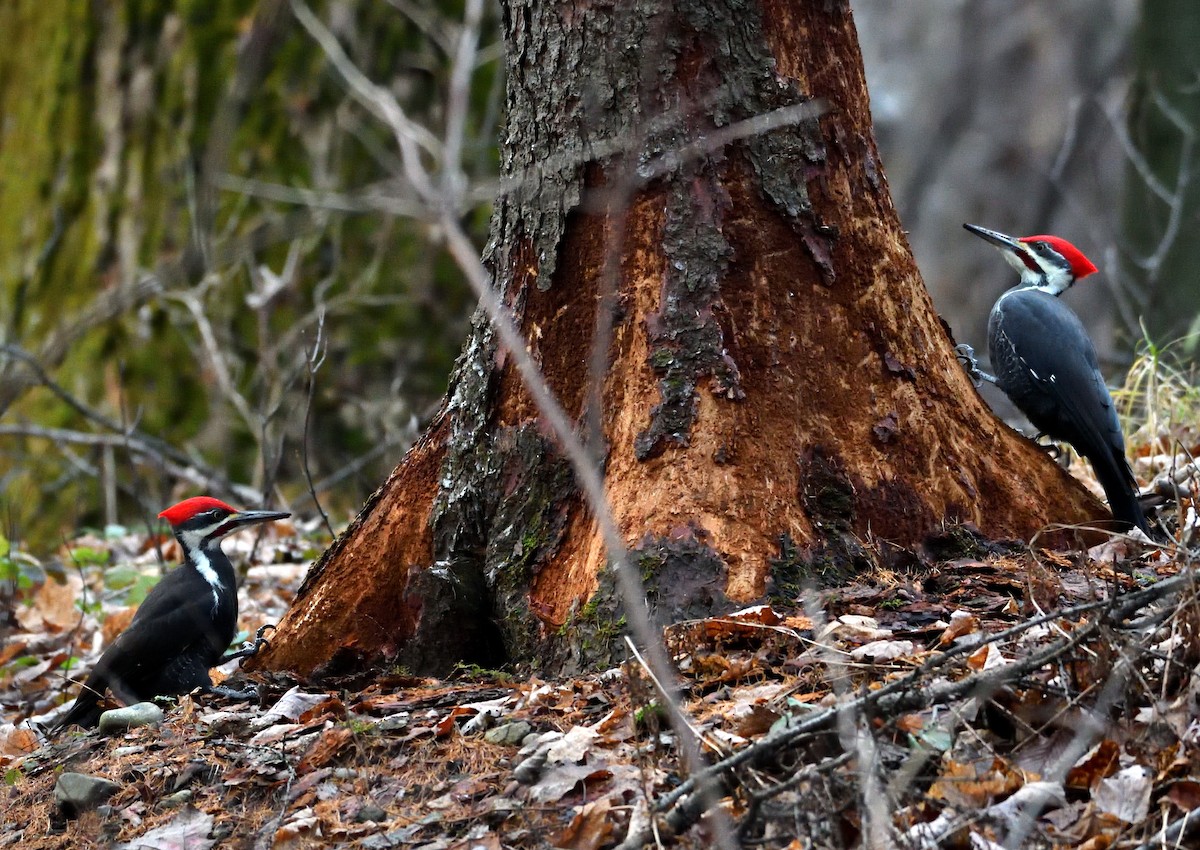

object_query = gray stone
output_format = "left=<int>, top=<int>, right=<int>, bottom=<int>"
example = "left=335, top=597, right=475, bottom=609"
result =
left=483, top=721, right=533, bottom=746
left=355, top=803, right=388, bottom=823
left=98, top=702, right=164, bottom=735
left=161, top=789, right=194, bottom=807
left=54, top=772, right=120, bottom=817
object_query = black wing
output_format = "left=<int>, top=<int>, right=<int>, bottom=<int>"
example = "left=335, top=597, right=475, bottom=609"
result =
left=990, top=290, right=1146, bottom=531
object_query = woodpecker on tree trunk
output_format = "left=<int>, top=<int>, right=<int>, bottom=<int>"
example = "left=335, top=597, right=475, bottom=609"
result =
left=49, top=497, right=290, bottom=733
left=960, top=223, right=1150, bottom=535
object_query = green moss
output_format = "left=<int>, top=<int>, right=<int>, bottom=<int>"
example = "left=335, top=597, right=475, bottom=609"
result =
left=768, top=529, right=872, bottom=595
left=0, top=1, right=491, bottom=548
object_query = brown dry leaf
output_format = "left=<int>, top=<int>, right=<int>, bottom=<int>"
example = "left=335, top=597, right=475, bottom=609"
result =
left=594, top=706, right=634, bottom=742
left=0, top=640, right=27, bottom=669
left=938, top=611, right=980, bottom=646
left=103, top=606, right=138, bottom=644
left=1167, top=779, right=1200, bottom=812
left=528, top=762, right=613, bottom=803
left=929, top=757, right=1023, bottom=808
left=966, top=643, right=1008, bottom=671
left=296, top=726, right=354, bottom=775
left=552, top=798, right=615, bottom=850
left=311, top=798, right=344, bottom=833
left=0, top=723, right=39, bottom=760
left=783, top=614, right=814, bottom=631
left=734, top=706, right=781, bottom=738
left=726, top=604, right=783, bottom=625
left=15, top=574, right=82, bottom=632
left=435, top=705, right=477, bottom=738
left=273, top=806, right=319, bottom=846
left=298, top=696, right=347, bottom=724
left=1065, top=740, right=1119, bottom=791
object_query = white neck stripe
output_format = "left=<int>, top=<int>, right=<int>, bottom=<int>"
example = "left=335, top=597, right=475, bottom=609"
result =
left=191, top=549, right=222, bottom=611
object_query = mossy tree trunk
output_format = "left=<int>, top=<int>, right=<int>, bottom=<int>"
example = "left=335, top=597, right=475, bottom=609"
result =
left=0, top=1, right=483, bottom=547
left=259, top=0, right=1106, bottom=680
left=1122, top=0, right=1200, bottom=355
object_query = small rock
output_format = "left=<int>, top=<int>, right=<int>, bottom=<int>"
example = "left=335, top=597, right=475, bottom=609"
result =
left=54, top=772, right=120, bottom=818
left=484, top=721, right=533, bottom=746
left=513, top=747, right=548, bottom=785
left=112, top=745, right=146, bottom=757
left=98, top=702, right=164, bottom=735
left=161, top=789, right=193, bottom=807
left=355, top=803, right=387, bottom=823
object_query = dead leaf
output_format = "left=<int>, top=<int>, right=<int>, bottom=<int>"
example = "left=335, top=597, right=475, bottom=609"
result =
left=273, top=806, right=319, bottom=846
left=528, top=762, right=613, bottom=803
left=849, top=639, right=914, bottom=661
left=1093, top=765, right=1152, bottom=823
left=297, top=696, right=347, bottom=724
left=819, top=615, right=891, bottom=643
left=0, top=723, right=38, bottom=759
left=114, top=806, right=214, bottom=850
left=435, top=705, right=477, bottom=738
left=938, top=611, right=980, bottom=646
left=929, top=757, right=1022, bottom=808
left=103, top=606, right=138, bottom=644
left=1167, top=779, right=1200, bottom=812
left=449, top=832, right=502, bottom=850
left=1065, top=740, right=1119, bottom=791
left=15, top=574, right=82, bottom=632
left=296, top=726, right=354, bottom=775
left=262, top=686, right=331, bottom=723
left=552, top=798, right=615, bottom=850
left=547, top=725, right=599, bottom=763
left=966, top=643, right=1008, bottom=671
left=734, top=706, right=781, bottom=738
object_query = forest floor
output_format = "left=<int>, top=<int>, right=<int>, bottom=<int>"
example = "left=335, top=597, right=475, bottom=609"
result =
left=2, top=503, right=1200, bottom=849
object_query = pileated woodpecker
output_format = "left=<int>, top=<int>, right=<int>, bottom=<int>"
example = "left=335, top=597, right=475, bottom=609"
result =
left=961, top=223, right=1149, bottom=534
left=50, top=497, right=289, bottom=732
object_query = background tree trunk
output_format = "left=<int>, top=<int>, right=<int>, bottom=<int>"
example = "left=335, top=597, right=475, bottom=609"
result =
left=0, top=0, right=484, bottom=546
left=1121, top=0, right=1200, bottom=355
left=258, top=0, right=1106, bottom=680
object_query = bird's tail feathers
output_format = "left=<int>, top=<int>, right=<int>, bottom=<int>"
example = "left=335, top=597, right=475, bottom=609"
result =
left=1089, top=449, right=1149, bottom=535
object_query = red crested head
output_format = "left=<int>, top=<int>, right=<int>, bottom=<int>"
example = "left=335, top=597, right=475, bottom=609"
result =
left=1019, top=235, right=1098, bottom=280
left=158, top=496, right=238, bottom=527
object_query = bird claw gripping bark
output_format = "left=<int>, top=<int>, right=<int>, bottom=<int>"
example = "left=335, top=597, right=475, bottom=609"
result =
left=1032, top=432, right=1064, bottom=461
left=954, top=343, right=996, bottom=388
left=221, top=623, right=276, bottom=666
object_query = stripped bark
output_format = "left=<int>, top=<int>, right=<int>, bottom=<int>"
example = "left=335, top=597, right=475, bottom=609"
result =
left=259, top=0, right=1106, bottom=679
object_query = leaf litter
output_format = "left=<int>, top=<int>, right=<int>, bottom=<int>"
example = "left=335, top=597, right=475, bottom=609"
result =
left=3, top=513, right=1200, bottom=847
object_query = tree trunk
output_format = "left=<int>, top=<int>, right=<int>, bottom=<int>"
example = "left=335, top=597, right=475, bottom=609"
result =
left=258, top=0, right=1106, bottom=680
left=1122, top=0, right=1200, bottom=355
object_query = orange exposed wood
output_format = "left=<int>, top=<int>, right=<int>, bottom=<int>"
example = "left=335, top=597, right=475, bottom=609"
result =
left=263, top=0, right=1106, bottom=680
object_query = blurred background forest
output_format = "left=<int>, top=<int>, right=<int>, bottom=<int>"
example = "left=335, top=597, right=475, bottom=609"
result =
left=0, top=0, right=1194, bottom=550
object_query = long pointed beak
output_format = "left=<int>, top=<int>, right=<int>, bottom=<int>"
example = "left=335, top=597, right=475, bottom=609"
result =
left=228, top=509, right=291, bottom=529
left=963, top=222, right=1024, bottom=253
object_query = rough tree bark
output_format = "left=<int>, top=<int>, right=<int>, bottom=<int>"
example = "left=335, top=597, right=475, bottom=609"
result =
left=257, top=0, right=1106, bottom=679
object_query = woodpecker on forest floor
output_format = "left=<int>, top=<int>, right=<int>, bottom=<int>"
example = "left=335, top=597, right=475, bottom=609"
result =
left=958, top=223, right=1150, bottom=535
left=49, top=497, right=290, bottom=733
